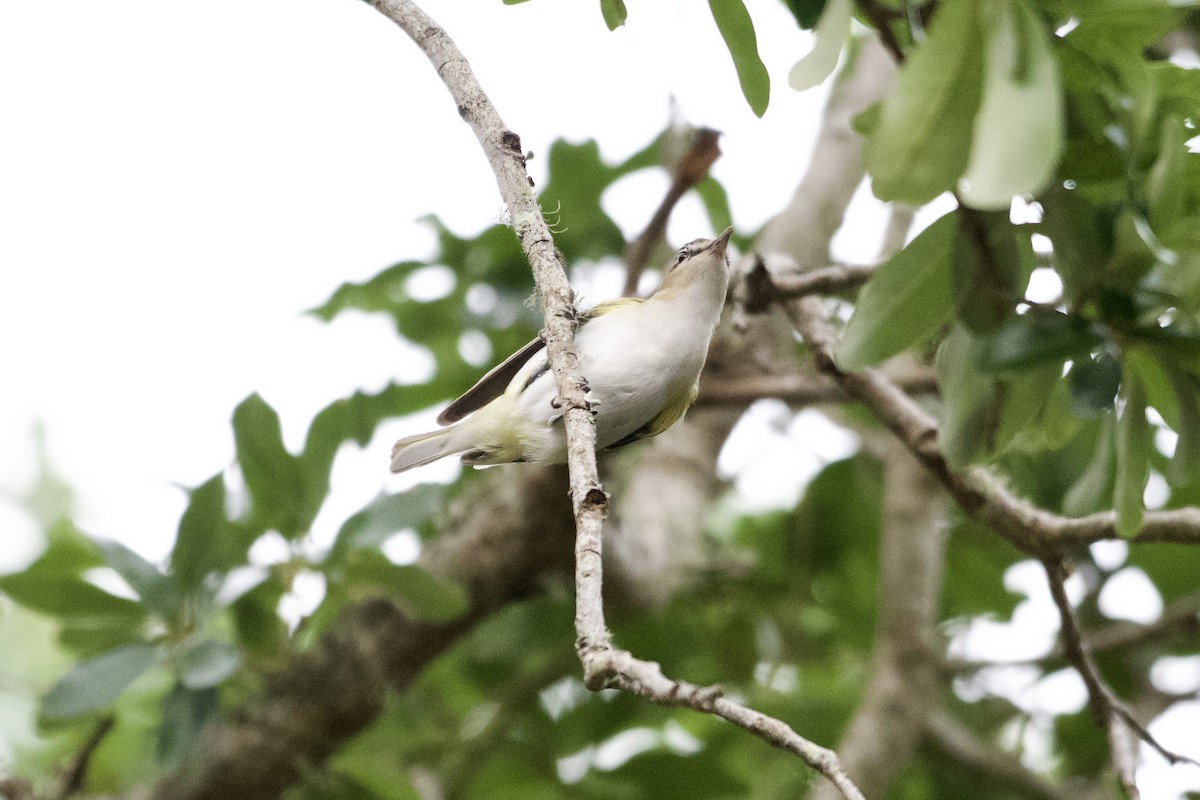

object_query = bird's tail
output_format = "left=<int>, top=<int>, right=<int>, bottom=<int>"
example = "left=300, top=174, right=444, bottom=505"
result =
left=390, top=427, right=463, bottom=473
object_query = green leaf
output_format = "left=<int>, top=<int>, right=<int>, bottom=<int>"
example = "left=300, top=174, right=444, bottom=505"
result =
left=1063, top=415, right=1117, bottom=516
left=1147, top=115, right=1189, bottom=233
left=42, top=643, right=159, bottom=719
left=951, top=211, right=1033, bottom=334
left=994, top=360, right=1067, bottom=453
left=837, top=212, right=957, bottom=369
left=95, top=538, right=180, bottom=619
left=0, top=571, right=146, bottom=621
left=958, top=0, right=1064, bottom=208
left=232, top=393, right=308, bottom=538
left=343, top=552, right=468, bottom=623
left=936, top=326, right=1001, bottom=469
left=172, top=475, right=229, bottom=593
left=179, top=639, right=241, bottom=689
left=1068, top=352, right=1122, bottom=417
left=787, top=0, right=850, bottom=91
left=158, top=682, right=218, bottom=766
left=781, top=0, right=828, bottom=28
left=1166, top=366, right=1200, bottom=487
left=599, top=0, right=627, bottom=30
left=866, top=0, right=985, bottom=203
left=978, top=309, right=1105, bottom=370
left=707, top=0, right=771, bottom=117
left=695, top=176, right=734, bottom=235
left=231, top=579, right=288, bottom=656
left=1114, top=362, right=1150, bottom=537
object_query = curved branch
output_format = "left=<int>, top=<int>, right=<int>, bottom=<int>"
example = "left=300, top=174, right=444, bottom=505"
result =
left=623, top=128, right=722, bottom=296
left=783, top=295, right=1200, bottom=549
left=1041, top=558, right=1198, bottom=796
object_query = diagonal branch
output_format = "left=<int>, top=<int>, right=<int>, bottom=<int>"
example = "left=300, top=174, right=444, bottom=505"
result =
left=782, top=294, right=1200, bottom=549
left=1040, top=557, right=1197, bottom=799
left=374, top=3, right=866, bottom=798
left=623, top=128, right=722, bottom=296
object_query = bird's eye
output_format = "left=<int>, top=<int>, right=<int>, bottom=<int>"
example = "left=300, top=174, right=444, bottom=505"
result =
left=675, top=248, right=689, bottom=265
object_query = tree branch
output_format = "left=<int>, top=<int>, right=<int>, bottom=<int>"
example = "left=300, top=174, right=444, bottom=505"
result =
left=369, top=0, right=609, bottom=624
left=781, top=294, right=1200, bottom=549
left=1040, top=557, right=1197, bottom=799
left=696, top=366, right=937, bottom=407
left=767, top=263, right=877, bottom=299
left=53, top=715, right=115, bottom=800
left=623, top=128, right=722, bottom=296
left=370, top=4, right=866, bottom=798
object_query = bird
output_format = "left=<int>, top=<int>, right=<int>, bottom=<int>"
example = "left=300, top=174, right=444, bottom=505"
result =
left=390, top=227, right=733, bottom=473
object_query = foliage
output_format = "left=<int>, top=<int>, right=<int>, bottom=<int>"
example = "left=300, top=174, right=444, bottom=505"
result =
left=3, top=2, right=1200, bottom=799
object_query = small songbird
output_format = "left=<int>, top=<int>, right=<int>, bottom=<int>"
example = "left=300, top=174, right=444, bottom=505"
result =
left=390, top=227, right=733, bottom=473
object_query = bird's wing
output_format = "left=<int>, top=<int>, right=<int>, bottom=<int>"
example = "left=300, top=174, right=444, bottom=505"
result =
left=436, top=297, right=646, bottom=426
left=436, top=336, right=546, bottom=425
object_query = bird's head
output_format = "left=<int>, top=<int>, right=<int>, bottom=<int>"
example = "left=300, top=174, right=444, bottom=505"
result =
left=656, top=227, right=733, bottom=301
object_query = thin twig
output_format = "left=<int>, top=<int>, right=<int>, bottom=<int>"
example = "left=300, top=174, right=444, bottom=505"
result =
left=769, top=263, right=876, bottom=299
left=623, top=128, right=722, bottom=296
left=1041, top=558, right=1197, bottom=798
left=54, top=714, right=116, bottom=799
left=585, top=650, right=866, bottom=800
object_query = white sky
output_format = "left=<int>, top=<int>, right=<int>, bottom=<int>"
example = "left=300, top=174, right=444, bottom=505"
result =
left=1, top=1, right=1196, bottom=794
left=0, top=0, right=857, bottom=565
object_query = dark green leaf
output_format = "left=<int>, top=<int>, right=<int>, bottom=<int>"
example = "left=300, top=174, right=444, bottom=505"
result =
left=179, top=639, right=241, bottom=689
left=232, top=393, right=308, bottom=538
left=951, top=210, right=1031, bottom=334
left=866, top=0, right=985, bottom=203
left=42, top=643, right=159, bottom=719
left=599, top=0, right=626, bottom=30
left=1036, top=186, right=1113, bottom=305
left=1114, top=363, right=1150, bottom=537
left=781, top=0, right=828, bottom=28
left=837, top=212, right=957, bottom=369
left=1068, top=352, right=1122, bottom=416
left=231, top=579, right=288, bottom=656
left=707, top=0, right=771, bottom=117
left=157, top=682, right=218, bottom=766
left=978, top=309, right=1105, bottom=370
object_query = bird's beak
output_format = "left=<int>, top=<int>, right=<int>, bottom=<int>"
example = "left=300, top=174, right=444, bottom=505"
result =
left=709, top=226, right=734, bottom=254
